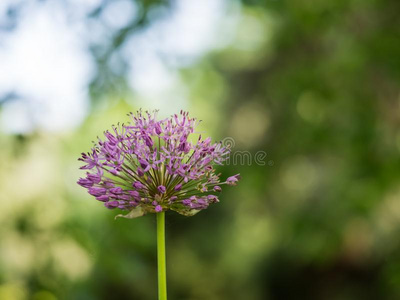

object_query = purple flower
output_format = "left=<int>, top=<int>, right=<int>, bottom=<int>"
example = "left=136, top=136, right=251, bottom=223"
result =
left=96, top=195, right=109, bottom=202
left=213, top=186, right=222, bottom=192
left=144, top=135, right=153, bottom=148
left=88, top=187, right=107, bottom=197
left=155, top=123, right=162, bottom=135
left=137, top=168, right=145, bottom=177
left=226, top=174, right=241, bottom=186
left=77, top=178, right=93, bottom=188
left=207, top=195, right=219, bottom=203
left=78, top=110, right=240, bottom=218
left=139, top=159, right=151, bottom=172
left=87, top=173, right=101, bottom=184
left=129, top=190, right=140, bottom=198
left=110, top=187, right=123, bottom=194
left=132, top=181, right=145, bottom=190
left=182, top=199, right=191, bottom=206
left=158, top=185, right=166, bottom=194
left=200, top=184, right=207, bottom=192
left=117, top=194, right=131, bottom=201
left=105, top=201, right=119, bottom=209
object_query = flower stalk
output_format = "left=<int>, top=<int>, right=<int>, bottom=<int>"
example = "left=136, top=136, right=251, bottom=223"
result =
left=157, top=211, right=167, bottom=300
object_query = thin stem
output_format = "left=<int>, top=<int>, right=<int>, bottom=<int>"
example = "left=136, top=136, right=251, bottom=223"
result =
left=157, top=212, right=167, bottom=300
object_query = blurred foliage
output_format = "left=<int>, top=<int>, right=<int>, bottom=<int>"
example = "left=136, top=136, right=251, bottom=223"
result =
left=1, top=0, right=400, bottom=299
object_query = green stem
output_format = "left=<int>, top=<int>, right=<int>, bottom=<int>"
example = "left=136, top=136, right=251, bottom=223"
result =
left=157, top=211, right=167, bottom=300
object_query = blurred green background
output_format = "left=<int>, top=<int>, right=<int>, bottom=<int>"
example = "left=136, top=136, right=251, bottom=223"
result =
left=1, top=0, right=400, bottom=299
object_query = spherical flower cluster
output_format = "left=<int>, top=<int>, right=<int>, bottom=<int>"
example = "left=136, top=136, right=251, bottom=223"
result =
left=78, top=110, right=240, bottom=218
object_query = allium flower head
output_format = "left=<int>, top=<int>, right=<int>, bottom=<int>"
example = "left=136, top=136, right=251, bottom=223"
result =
left=78, top=110, right=240, bottom=218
